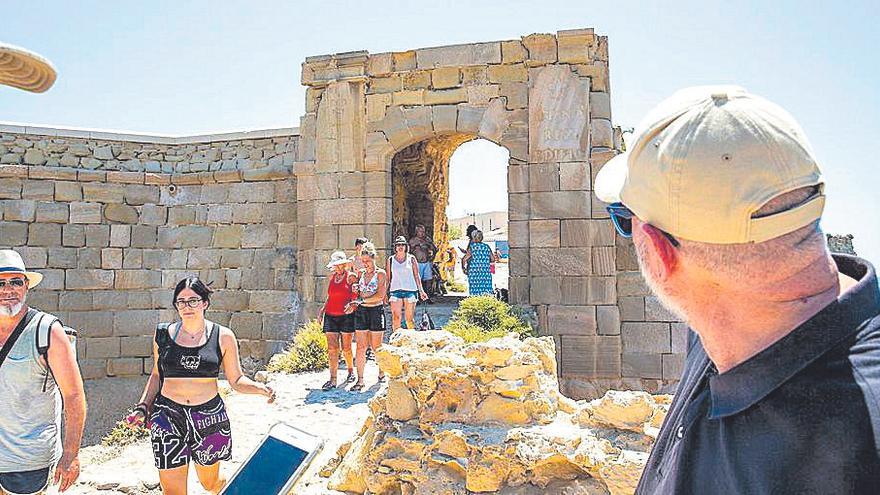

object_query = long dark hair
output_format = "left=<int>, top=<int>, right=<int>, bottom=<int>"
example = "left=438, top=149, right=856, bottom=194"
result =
left=172, top=277, right=213, bottom=307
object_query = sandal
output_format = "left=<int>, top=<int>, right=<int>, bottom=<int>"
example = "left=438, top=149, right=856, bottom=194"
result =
left=350, top=381, right=365, bottom=392
left=345, top=373, right=356, bottom=383
left=322, top=380, right=336, bottom=391
left=377, top=374, right=386, bottom=382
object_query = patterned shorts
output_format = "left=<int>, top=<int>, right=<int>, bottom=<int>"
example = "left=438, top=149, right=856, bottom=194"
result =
left=150, top=394, right=232, bottom=469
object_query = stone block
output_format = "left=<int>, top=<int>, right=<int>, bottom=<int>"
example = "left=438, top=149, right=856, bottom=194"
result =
left=662, top=353, right=685, bottom=380
left=597, top=305, right=621, bottom=336
left=403, top=70, right=431, bottom=90
left=591, top=119, right=613, bottom=149
left=130, top=225, right=158, bottom=248
left=158, top=226, right=214, bottom=248
left=530, top=247, right=591, bottom=276
left=211, top=290, right=249, bottom=311
left=231, top=204, right=264, bottom=224
left=507, top=247, right=529, bottom=276
left=619, top=296, right=646, bottom=322
left=529, top=191, right=590, bottom=220
left=206, top=205, right=233, bottom=224
left=559, top=162, right=590, bottom=191
left=415, top=43, right=499, bottom=69
left=59, top=292, right=94, bottom=311
left=366, top=93, right=391, bottom=123
left=393, top=50, right=416, bottom=71
left=559, top=219, right=616, bottom=247
left=501, top=82, right=528, bottom=110
left=622, top=322, right=671, bottom=353
left=560, top=276, right=616, bottom=305
left=461, top=66, right=488, bottom=85
left=557, top=28, right=594, bottom=64
left=86, top=337, right=120, bottom=359
left=55, top=182, right=82, bottom=202
left=616, top=242, right=640, bottom=271
left=82, top=183, right=124, bottom=203
left=508, top=164, right=529, bottom=193
left=509, top=193, right=529, bottom=221
left=241, top=225, right=277, bottom=248
left=66, top=311, right=114, bottom=337
left=109, top=225, right=131, bottom=248
left=27, top=223, right=61, bottom=246
left=47, top=247, right=77, bottom=268
left=120, top=336, right=153, bottom=357
left=367, top=52, right=393, bottom=76
left=431, top=67, right=460, bottom=89
left=522, top=34, right=557, bottom=65
left=248, top=290, right=298, bottom=312
left=62, top=225, right=85, bottom=247
left=501, top=40, right=527, bottom=63
left=529, top=277, right=561, bottom=305
left=424, top=88, right=468, bottom=105
left=430, top=105, right=457, bottom=133
left=590, top=92, right=611, bottom=120
left=3, top=199, right=36, bottom=221
left=187, top=249, right=221, bottom=269
left=622, top=353, right=663, bottom=379
left=0, top=222, right=28, bottom=246
left=592, top=246, right=615, bottom=276
left=77, top=247, right=102, bottom=268
left=529, top=65, right=590, bottom=163
left=488, top=64, right=527, bottom=83
left=262, top=313, right=298, bottom=341
left=22, top=181, right=54, bottom=200
left=122, top=249, right=144, bottom=269
left=527, top=220, right=558, bottom=248
left=15, top=247, right=47, bottom=268
left=574, top=62, right=609, bottom=92
left=671, top=323, right=690, bottom=354
left=115, top=270, right=162, bottom=290
left=70, top=202, right=102, bottom=224
left=467, top=84, right=501, bottom=105
left=103, top=204, right=139, bottom=224
left=35, top=202, right=69, bottom=223
left=230, top=312, right=262, bottom=340
left=528, top=163, right=559, bottom=192
left=139, top=205, right=167, bottom=226
left=0, top=178, right=21, bottom=199
left=548, top=305, right=597, bottom=336
left=213, top=225, right=243, bottom=248
left=368, top=75, right=402, bottom=94
left=113, top=310, right=159, bottom=336
left=559, top=335, right=620, bottom=377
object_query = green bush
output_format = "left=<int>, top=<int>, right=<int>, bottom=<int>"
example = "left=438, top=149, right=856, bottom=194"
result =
left=445, top=279, right=467, bottom=293
left=102, top=419, right=149, bottom=448
left=445, top=295, right=535, bottom=343
left=267, top=319, right=329, bottom=374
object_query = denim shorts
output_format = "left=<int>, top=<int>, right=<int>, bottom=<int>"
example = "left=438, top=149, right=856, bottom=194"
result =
left=389, top=289, right=418, bottom=303
left=0, top=467, right=50, bottom=495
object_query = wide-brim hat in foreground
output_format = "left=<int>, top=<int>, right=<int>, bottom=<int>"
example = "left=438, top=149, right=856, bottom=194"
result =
left=0, top=250, right=43, bottom=287
left=326, top=251, right=350, bottom=269
left=0, top=42, right=57, bottom=93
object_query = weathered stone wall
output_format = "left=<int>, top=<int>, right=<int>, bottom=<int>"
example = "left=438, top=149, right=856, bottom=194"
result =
left=0, top=126, right=299, bottom=379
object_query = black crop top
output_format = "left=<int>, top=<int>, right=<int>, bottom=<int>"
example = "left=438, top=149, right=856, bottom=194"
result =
left=155, top=321, right=223, bottom=379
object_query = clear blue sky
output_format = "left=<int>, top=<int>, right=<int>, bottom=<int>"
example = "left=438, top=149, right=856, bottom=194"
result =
left=3, top=0, right=878, bottom=261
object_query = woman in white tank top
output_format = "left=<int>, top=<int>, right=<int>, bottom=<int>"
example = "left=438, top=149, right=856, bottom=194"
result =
left=385, top=236, right=427, bottom=330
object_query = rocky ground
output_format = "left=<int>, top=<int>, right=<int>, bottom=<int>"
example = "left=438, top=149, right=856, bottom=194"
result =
left=69, top=363, right=380, bottom=494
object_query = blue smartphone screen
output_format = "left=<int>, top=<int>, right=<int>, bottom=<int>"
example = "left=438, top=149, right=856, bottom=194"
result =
left=222, top=436, right=309, bottom=495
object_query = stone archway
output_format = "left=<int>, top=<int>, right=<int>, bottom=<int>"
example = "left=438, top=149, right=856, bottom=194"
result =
left=291, top=30, right=679, bottom=397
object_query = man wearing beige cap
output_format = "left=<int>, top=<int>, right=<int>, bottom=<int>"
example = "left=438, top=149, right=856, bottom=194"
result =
left=0, top=250, right=85, bottom=494
left=595, top=86, right=880, bottom=493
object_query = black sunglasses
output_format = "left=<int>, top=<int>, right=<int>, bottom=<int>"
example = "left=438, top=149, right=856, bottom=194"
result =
left=0, top=278, right=27, bottom=288
left=606, top=203, right=680, bottom=247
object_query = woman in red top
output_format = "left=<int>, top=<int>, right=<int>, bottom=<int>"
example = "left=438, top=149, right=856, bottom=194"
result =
left=318, top=251, right=357, bottom=391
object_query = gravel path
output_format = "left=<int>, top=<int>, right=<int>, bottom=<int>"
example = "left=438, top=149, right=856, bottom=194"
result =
left=69, top=363, right=380, bottom=494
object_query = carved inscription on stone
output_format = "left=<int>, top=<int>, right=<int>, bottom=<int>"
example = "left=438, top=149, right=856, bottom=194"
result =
left=528, top=66, right=590, bottom=163
left=316, top=81, right=365, bottom=172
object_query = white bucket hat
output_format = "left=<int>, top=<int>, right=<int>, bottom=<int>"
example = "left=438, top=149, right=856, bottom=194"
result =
left=0, top=250, right=43, bottom=287
left=326, top=250, right=350, bottom=269
left=0, top=42, right=57, bottom=93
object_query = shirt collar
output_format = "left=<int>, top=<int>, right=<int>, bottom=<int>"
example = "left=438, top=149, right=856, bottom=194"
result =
left=708, top=254, right=880, bottom=419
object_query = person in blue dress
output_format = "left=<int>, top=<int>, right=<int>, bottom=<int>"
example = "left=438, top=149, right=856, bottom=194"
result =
left=462, top=230, right=494, bottom=296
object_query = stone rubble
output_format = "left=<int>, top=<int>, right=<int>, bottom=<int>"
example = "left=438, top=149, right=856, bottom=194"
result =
left=324, top=330, right=670, bottom=494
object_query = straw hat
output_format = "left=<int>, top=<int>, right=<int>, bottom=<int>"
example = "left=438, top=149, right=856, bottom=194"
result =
left=0, top=42, right=57, bottom=93
left=0, top=250, right=43, bottom=287
left=326, top=251, right=350, bottom=269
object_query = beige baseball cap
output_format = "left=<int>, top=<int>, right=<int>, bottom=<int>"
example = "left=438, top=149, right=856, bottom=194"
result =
left=595, top=85, right=825, bottom=244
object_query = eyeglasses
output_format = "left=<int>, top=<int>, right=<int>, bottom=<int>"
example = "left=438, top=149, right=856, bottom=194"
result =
left=0, top=278, right=26, bottom=288
left=606, top=202, right=680, bottom=247
left=175, top=298, right=204, bottom=309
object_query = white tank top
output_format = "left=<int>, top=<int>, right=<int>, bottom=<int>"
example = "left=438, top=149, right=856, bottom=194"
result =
left=389, top=254, right=419, bottom=291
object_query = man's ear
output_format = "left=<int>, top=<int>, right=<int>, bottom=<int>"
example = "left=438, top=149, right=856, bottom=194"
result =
left=640, top=223, right=679, bottom=280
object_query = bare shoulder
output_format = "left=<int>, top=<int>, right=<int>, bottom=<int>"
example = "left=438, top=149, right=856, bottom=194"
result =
left=216, top=324, right=236, bottom=344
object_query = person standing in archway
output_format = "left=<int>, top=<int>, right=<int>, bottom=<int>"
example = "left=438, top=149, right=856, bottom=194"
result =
left=408, top=225, right=437, bottom=302
left=462, top=230, right=494, bottom=296
left=387, top=236, right=428, bottom=330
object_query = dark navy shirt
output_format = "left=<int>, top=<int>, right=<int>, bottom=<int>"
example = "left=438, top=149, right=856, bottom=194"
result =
left=637, top=255, right=880, bottom=494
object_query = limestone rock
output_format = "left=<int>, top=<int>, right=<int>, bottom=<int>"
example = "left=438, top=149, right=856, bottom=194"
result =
left=325, top=329, right=669, bottom=494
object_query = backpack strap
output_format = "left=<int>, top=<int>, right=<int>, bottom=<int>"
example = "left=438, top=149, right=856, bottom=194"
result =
left=0, top=308, right=38, bottom=369
left=155, top=323, right=171, bottom=383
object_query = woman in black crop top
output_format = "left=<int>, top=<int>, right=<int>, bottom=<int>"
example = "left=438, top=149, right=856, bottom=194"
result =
left=125, top=277, right=275, bottom=495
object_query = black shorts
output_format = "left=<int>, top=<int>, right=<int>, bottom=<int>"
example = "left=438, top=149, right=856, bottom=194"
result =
left=150, top=394, right=232, bottom=469
left=0, top=467, right=50, bottom=495
left=354, top=305, right=386, bottom=332
left=323, top=313, right=354, bottom=333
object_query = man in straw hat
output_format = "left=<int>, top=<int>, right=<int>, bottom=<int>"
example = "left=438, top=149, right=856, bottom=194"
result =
left=0, top=250, right=85, bottom=494
left=594, top=86, right=880, bottom=493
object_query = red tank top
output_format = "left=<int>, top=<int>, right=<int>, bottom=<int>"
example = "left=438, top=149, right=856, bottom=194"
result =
left=325, top=273, right=353, bottom=316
